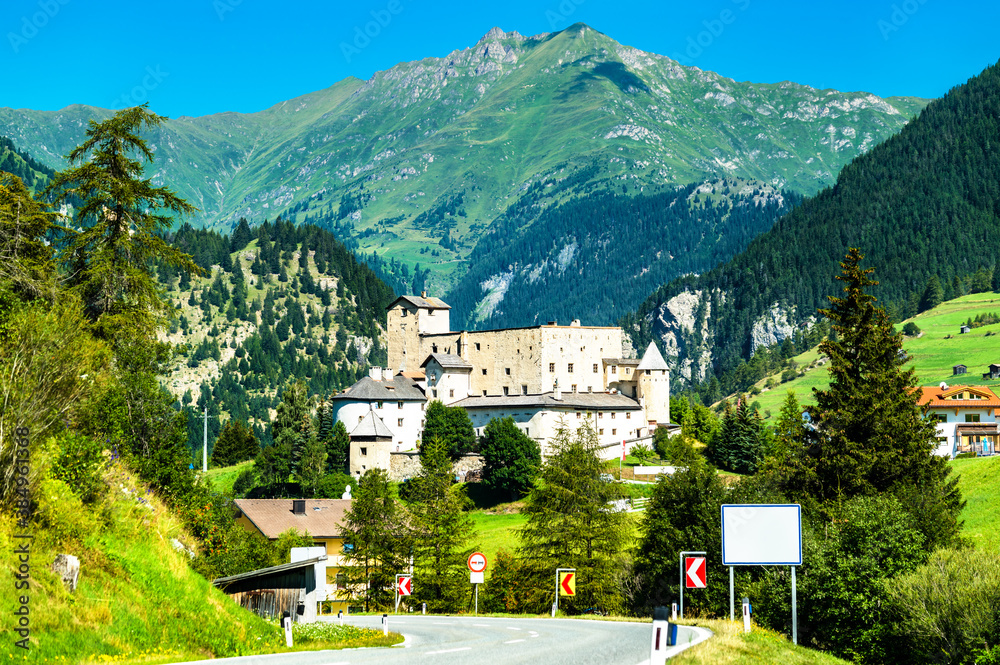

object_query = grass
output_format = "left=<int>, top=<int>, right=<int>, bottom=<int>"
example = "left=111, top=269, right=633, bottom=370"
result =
left=747, top=292, right=1000, bottom=419
left=0, top=461, right=401, bottom=664
left=469, top=511, right=528, bottom=564
left=673, top=619, right=850, bottom=664
left=950, top=455, right=1000, bottom=551
left=205, top=460, right=253, bottom=495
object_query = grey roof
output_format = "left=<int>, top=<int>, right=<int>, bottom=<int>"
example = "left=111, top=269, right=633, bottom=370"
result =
left=636, top=342, right=670, bottom=371
left=388, top=295, right=451, bottom=311
left=213, top=555, right=327, bottom=587
left=331, top=375, right=426, bottom=402
left=451, top=391, right=641, bottom=411
left=421, top=353, right=473, bottom=370
left=603, top=357, right=641, bottom=365
left=350, top=411, right=394, bottom=439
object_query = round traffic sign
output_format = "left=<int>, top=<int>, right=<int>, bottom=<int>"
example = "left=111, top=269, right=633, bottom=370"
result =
left=468, top=552, right=488, bottom=573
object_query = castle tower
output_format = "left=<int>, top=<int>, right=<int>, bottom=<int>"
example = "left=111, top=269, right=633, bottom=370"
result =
left=386, top=293, right=452, bottom=373
left=636, top=342, right=671, bottom=427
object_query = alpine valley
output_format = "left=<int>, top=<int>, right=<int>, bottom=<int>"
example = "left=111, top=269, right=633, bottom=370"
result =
left=1, top=23, right=926, bottom=331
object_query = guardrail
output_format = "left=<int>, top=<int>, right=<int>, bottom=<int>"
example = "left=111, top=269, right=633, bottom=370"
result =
left=631, top=497, right=650, bottom=511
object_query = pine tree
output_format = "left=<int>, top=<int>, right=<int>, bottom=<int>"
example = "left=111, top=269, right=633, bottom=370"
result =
left=408, top=436, right=476, bottom=612
left=709, top=399, right=769, bottom=474
left=327, top=419, right=351, bottom=474
left=785, top=249, right=963, bottom=546
left=918, top=275, right=944, bottom=313
left=518, top=422, right=629, bottom=613
left=341, top=469, right=411, bottom=612
left=46, top=104, right=202, bottom=340
left=297, top=432, right=327, bottom=498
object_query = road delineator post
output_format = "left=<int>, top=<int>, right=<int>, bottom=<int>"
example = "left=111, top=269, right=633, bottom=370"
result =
left=742, top=597, right=752, bottom=633
left=649, top=606, right=678, bottom=665
left=382, top=613, right=388, bottom=636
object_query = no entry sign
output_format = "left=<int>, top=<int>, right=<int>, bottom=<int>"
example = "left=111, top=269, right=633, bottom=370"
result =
left=685, top=556, right=707, bottom=589
left=397, top=575, right=412, bottom=596
left=468, top=552, right=488, bottom=573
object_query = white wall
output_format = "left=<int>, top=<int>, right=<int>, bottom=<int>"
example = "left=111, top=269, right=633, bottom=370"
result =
left=332, top=400, right=425, bottom=452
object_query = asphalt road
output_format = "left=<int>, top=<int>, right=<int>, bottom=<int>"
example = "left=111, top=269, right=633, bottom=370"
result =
left=178, top=615, right=711, bottom=665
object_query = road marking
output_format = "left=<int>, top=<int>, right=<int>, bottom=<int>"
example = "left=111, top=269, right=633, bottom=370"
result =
left=473, top=623, right=489, bottom=627
left=433, top=622, right=455, bottom=625
left=529, top=631, right=539, bottom=638
left=425, top=647, right=472, bottom=655
left=506, top=626, right=521, bottom=630
left=505, top=639, right=526, bottom=644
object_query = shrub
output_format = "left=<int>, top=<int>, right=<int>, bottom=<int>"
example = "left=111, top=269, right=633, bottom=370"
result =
left=903, top=321, right=921, bottom=336
left=231, top=467, right=259, bottom=497
left=884, top=548, right=1000, bottom=664
left=49, top=432, right=107, bottom=504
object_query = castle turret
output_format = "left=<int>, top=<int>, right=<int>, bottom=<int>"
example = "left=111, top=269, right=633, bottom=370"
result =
left=636, top=342, right=670, bottom=426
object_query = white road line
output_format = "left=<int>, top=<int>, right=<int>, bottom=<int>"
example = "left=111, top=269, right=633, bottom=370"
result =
left=425, top=647, right=472, bottom=655
left=504, top=639, right=526, bottom=644
left=433, top=622, right=455, bottom=625
left=506, top=626, right=521, bottom=630
left=528, top=632, right=539, bottom=638
left=473, top=623, right=489, bottom=627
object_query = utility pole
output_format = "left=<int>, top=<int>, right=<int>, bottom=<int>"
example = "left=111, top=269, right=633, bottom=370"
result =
left=203, top=405, right=208, bottom=473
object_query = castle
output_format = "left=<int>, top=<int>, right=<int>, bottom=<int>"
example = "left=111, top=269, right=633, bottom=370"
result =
left=331, top=293, right=672, bottom=476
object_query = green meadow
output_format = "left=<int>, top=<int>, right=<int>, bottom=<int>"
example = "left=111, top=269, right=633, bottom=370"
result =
left=749, top=292, right=1000, bottom=418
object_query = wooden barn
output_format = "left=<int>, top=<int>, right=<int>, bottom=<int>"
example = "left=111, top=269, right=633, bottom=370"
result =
left=213, top=555, right=327, bottom=623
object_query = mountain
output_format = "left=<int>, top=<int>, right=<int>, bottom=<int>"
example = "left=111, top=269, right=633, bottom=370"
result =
left=157, top=219, right=394, bottom=453
left=446, top=177, right=800, bottom=330
left=623, top=59, right=1000, bottom=392
left=0, top=24, right=926, bottom=294
left=0, top=135, right=54, bottom=191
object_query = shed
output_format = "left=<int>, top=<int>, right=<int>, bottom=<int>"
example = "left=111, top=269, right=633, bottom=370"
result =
left=954, top=364, right=968, bottom=376
left=961, top=325, right=971, bottom=334
left=213, top=555, right=327, bottom=623
left=986, top=364, right=1000, bottom=380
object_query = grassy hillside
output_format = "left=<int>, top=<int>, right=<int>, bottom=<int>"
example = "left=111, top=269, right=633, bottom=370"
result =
left=745, top=292, right=1000, bottom=418
left=950, top=455, right=1000, bottom=551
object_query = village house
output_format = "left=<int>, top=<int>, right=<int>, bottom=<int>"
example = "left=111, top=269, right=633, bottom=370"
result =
left=917, top=384, right=1000, bottom=457
left=234, top=498, right=353, bottom=614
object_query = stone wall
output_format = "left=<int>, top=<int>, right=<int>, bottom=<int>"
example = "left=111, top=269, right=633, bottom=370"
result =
left=388, top=452, right=485, bottom=482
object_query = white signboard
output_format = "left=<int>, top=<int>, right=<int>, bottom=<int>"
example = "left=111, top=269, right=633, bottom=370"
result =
left=721, top=504, right=801, bottom=566
left=470, top=571, right=485, bottom=584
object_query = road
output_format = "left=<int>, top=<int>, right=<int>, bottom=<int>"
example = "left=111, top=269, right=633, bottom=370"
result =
left=178, top=614, right=711, bottom=665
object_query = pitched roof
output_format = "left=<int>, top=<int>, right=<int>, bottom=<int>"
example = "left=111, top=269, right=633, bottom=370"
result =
left=388, top=295, right=451, bottom=311
left=213, top=555, right=327, bottom=587
left=636, top=342, right=669, bottom=371
left=234, top=499, right=351, bottom=539
left=331, top=375, right=426, bottom=402
left=350, top=411, right=394, bottom=439
left=421, top=353, right=473, bottom=370
left=451, top=391, right=641, bottom=411
left=603, top=357, right=641, bottom=366
left=916, top=385, right=1000, bottom=408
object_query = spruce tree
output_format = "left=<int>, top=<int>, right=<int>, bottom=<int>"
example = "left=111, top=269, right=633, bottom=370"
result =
left=786, top=248, right=963, bottom=546
left=479, top=417, right=542, bottom=501
left=408, top=436, right=476, bottom=612
left=341, top=469, right=410, bottom=611
left=327, top=419, right=351, bottom=474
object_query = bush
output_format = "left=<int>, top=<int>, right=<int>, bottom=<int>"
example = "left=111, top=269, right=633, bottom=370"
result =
left=884, top=548, right=1000, bottom=664
left=232, top=467, right=259, bottom=497
left=315, top=472, right=353, bottom=499
left=49, top=432, right=107, bottom=504
left=903, top=322, right=921, bottom=336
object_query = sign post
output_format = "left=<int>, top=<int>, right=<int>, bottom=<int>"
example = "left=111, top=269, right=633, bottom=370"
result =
left=678, top=550, right=706, bottom=619
left=554, top=568, right=576, bottom=614
left=395, top=574, right=412, bottom=613
left=468, top=552, right=487, bottom=615
left=721, top=504, right=802, bottom=644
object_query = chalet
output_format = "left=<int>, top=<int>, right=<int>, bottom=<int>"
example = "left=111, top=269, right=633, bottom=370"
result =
left=234, top=498, right=353, bottom=613
left=953, top=364, right=968, bottom=376
left=984, top=364, right=1000, bottom=380
left=917, top=385, right=1000, bottom=458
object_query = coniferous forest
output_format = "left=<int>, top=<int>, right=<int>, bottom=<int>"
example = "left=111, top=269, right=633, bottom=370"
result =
left=624, top=58, right=1000, bottom=396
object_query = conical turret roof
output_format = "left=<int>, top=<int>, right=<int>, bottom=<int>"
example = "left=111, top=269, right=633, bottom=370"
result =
left=636, top=342, right=669, bottom=371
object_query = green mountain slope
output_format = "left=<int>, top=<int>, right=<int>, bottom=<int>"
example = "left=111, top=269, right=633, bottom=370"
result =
left=747, top=292, right=1000, bottom=419
left=447, top=177, right=800, bottom=329
left=0, top=24, right=925, bottom=293
left=0, top=135, right=55, bottom=191
left=158, top=219, right=394, bottom=454
left=624, top=59, right=1000, bottom=389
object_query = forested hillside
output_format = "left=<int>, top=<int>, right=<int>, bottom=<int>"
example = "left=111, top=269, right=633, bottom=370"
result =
left=447, top=177, right=800, bottom=330
left=624, top=58, right=1000, bottom=392
left=158, top=218, right=395, bottom=454
left=0, top=135, right=54, bottom=191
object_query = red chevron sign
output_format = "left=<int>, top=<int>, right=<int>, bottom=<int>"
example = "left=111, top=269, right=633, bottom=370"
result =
left=397, top=575, right=412, bottom=596
left=685, top=557, right=707, bottom=589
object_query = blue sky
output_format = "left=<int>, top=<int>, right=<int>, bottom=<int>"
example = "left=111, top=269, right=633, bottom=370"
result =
left=2, top=0, right=997, bottom=118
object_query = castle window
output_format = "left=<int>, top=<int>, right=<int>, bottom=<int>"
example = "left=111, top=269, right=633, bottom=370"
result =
left=626, top=413, right=631, bottom=419
left=612, top=429, right=616, bottom=435
left=611, top=412, right=616, bottom=419
left=360, top=447, right=367, bottom=456
left=504, top=387, right=510, bottom=396
left=568, top=363, right=574, bottom=373
left=611, top=366, right=617, bottom=374
left=577, top=412, right=582, bottom=419
left=549, top=363, right=555, bottom=372
left=571, top=384, right=577, bottom=393
left=593, top=363, right=598, bottom=373
left=401, top=310, right=407, bottom=317
left=505, top=368, right=511, bottom=375
left=449, top=389, right=455, bottom=398
left=398, top=401, right=404, bottom=409
left=398, top=418, right=404, bottom=426
left=522, top=385, right=528, bottom=395
left=598, top=412, right=603, bottom=419
left=482, top=369, right=487, bottom=375
left=599, top=429, right=604, bottom=435
left=482, top=390, right=487, bottom=396
left=476, top=343, right=481, bottom=351
left=377, top=401, right=383, bottom=409
left=432, top=344, right=438, bottom=353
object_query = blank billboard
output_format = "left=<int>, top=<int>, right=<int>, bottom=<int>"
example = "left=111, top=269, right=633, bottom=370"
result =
left=721, top=504, right=802, bottom=566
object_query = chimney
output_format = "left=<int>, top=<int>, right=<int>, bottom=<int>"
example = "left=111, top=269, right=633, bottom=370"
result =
left=370, top=366, right=383, bottom=381
left=548, top=320, right=557, bottom=326
left=383, top=368, right=394, bottom=382
left=554, top=379, right=562, bottom=401
left=571, top=319, right=581, bottom=327
left=292, top=499, right=306, bottom=515
left=421, top=290, right=427, bottom=298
